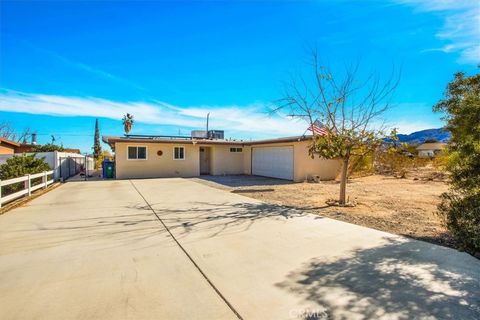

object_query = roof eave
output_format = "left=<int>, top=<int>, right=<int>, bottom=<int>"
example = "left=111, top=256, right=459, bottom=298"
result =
left=101, top=134, right=314, bottom=148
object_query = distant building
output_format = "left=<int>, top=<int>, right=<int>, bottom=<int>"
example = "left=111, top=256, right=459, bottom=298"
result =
left=1, top=132, right=80, bottom=154
left=64, top=148, right=81, bottom=154
left=15, top=143, right=36, bottom=153
left=416, top=142, right=446, bottom=158
left=0, top=137, right=20, bottom=154
left=6, top=133, right=38, bottom=153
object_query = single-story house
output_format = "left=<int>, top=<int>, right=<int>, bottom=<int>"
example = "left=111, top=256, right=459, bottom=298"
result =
left=0, top=137, right=20, bottom=154
left=416, top=142, right=446, bottom=158
left=102, top=135, right=341, bottom=182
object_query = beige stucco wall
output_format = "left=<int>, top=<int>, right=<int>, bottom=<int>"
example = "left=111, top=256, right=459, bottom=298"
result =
left=292, top=140, right=342, bottom=182
left=243, top=146, right=252, bottom=174
left=115, top=142, right=200, bottom=179
left=208, top=145, right=245, bottom=175
left=113, top=140, right=340, bottom=182
left=249, top=140, right=341, bottom=182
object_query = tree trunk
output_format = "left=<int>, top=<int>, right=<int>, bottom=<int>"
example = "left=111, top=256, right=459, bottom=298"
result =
left=339, top=155, right=350, bottom=205
left=124, top=122, right=132, bottom=134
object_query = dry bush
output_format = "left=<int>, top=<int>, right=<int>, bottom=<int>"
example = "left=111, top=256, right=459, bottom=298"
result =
left=349, top=153, right=375, bottom=177
left=432, top=152, right=449, bottom=170
left=375, top=149, right=415, bottom=178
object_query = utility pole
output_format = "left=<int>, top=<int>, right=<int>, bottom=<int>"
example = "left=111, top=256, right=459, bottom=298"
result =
left=206, top=113, right=210, bottom=139
left=84, top=153, right=87, bottom=181
left=206, top=112, right=210, bottom=132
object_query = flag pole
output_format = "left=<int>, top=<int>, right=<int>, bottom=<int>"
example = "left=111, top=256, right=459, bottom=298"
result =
left=301, top=127, right=309, bottom=137
left=303, top=120, right=314, bottom=138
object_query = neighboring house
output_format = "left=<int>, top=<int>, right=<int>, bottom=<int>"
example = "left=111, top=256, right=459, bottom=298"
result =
left=0, top=137, right=20, bottom=154
left=15, top=143, right=37, bottom=153
left=0, top=151, right=94, bottom=181
left=416, top=142, right=446, bottom=158
left=15, top=144, right=81, bottom=154
left=64, top=148, right=81, bottom=154
left=102, top=134, right=341, bottom=182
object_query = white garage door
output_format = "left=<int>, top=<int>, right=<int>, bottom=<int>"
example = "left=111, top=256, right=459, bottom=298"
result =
left=252, top=146, right=294, bottom=180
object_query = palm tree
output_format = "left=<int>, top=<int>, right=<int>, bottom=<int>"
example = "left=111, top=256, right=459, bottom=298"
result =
left=122, top=113, right=134, bottom=134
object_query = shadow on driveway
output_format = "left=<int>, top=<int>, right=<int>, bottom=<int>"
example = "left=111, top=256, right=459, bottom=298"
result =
left=276, top=237, right=480, bottom=319
left=129, top=200, right=313, bottom=238
left=4, top=211, right=168, bottom=252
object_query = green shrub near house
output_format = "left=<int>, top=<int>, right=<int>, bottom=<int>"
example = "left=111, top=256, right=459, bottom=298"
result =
left=0, top=155, right=51, bottom=196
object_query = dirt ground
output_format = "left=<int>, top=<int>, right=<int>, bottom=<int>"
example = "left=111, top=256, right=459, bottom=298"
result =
left=193, top=173, right=453, bottom=248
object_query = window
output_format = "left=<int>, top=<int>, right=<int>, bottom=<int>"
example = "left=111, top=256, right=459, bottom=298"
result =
left=174, top=146, right=185, bottom=160
left=127, top=146, right=147, bottom=160
left=230, top=147, right=243, bottom=153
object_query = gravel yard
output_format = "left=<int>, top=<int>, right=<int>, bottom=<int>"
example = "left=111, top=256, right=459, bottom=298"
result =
left=193, top=174, right=453, bottom=247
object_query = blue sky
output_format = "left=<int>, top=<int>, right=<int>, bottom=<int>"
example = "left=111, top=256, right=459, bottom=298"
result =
left=0, top=0, right=479, bottom=153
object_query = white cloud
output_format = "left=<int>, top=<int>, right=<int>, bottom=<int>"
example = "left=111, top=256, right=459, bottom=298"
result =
left=0, top=89, right=307, bottom=138
left=395, top=0, right=480, bottom=64
left=0, top=90, right=442, bottom=136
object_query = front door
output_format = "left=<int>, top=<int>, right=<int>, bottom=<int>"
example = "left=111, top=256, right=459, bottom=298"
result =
left=199, top=147, right=210, bottom=174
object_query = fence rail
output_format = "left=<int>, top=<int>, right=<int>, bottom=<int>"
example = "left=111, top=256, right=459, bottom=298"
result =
left=0, top=171, right=54, bottom=208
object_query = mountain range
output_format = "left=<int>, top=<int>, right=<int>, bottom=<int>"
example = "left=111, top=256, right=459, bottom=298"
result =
left=397, top=128, right=450, bottom=144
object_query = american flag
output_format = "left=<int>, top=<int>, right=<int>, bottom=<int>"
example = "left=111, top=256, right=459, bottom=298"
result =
left=307, top=120, right=329, bottom=136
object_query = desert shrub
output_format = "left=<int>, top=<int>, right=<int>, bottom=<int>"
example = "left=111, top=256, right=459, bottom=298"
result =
left=432, top=151, right=450, bottom=170
left=0, top=155, right=50, bottom=196
left=414, top=156, right=432, bottom=167
left=434, top=71, right=480, bottom=255
left=375, top=129, right=441, bottom=177
left=402, top=143, right=419, bottom=155
left=374, top=129, right=415, bottom=177
left=349, top=152, right=374, bottom=177
left=375, top=147, right=415, bottom=177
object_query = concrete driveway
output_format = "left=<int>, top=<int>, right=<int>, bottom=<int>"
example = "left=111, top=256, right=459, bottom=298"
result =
left=0, top=178, right=478, bottom=320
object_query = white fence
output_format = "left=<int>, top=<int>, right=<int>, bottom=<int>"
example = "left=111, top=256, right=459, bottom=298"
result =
left=0, top=152, right=94, bottom=181
left=0, top=170, right=54, bottom=208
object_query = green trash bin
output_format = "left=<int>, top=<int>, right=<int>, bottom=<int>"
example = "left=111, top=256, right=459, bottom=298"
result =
left=102, top=160, right=115, bottom=179
left=106, top=164, right=114, bottom=178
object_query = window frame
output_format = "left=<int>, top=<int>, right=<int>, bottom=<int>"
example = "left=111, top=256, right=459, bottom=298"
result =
left=230, top=147, right=243, bottom=153
left=127, top=145, right=148, bottom=160
left=173, top=146, right=186, bottom=160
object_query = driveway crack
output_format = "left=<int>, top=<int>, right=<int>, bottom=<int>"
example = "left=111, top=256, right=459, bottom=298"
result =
left=129, top=180, right=243, bottom=320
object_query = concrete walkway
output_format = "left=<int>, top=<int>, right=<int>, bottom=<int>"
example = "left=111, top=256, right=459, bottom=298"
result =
left=0, top=178, right=478, bottom=319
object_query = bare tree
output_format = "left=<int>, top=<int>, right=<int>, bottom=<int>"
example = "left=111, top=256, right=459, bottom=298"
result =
left=276, top=50, right=399, bottom=205
left=0, top=122, right=33, bottom=143
left=0, top=122, right=17, bottom=141
left=18, top=128, right=32, bottom=144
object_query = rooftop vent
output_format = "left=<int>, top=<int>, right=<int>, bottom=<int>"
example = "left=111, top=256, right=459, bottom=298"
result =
left=208, top=130, right=224, bottom=140
left=31, top=133, right=37, bottom=145
left=191, top=130, right=207, bottom=139
left=191, top=130, right=224, bottom=140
